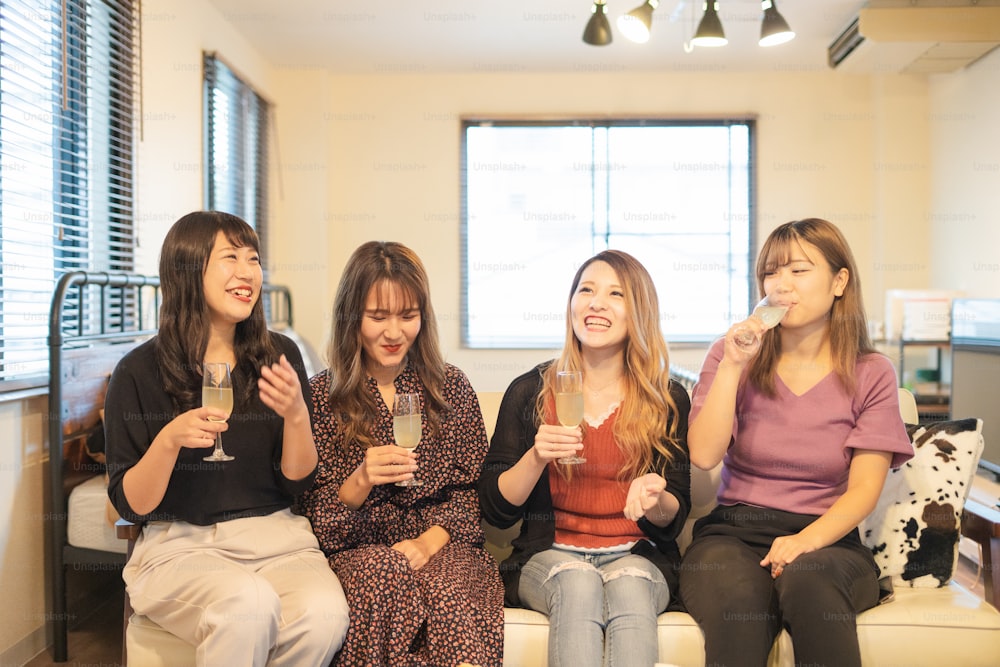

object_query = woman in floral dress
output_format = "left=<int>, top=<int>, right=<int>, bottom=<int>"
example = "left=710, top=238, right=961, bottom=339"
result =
left=297, top=241, right=503, bottom=667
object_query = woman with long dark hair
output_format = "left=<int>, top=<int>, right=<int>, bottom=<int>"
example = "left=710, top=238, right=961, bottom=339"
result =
left=106, top=211, right=348, bottom=666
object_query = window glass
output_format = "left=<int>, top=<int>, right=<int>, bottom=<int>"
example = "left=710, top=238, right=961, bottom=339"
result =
left=462, top=120, right=754, bottom=348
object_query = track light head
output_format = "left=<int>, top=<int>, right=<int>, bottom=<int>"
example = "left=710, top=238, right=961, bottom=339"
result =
left=692, top=1, right=727, bottom=48
left=583, top=1, right=613, bottom=46
left=760, top=0, right=795, bottom=47
left=617, top=0, right=659, bottom=44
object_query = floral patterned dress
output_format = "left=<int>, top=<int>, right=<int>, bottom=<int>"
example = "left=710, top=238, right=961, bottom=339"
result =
left=298, top=363, right=504, bottom=667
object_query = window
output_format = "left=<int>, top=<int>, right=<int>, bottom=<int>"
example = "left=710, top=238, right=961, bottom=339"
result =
left=203, top=53, right=270, bottom=251
left=462, top=120, right=754, bottom=348
left=0, top=0, right=137, bottom=391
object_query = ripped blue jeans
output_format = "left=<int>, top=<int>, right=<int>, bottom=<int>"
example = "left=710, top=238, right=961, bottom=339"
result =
left=518, top=545, right=670, bottom=667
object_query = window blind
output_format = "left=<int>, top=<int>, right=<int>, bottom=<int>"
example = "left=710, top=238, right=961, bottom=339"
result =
left=0, top=0, right=137, bottom=391
left=203, top=52, right=270, bottom=259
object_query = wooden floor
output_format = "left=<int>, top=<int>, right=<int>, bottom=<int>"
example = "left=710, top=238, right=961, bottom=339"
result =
left=24, top=584, right=124, bottom=667
left=21, top=556, right=988, bottom=667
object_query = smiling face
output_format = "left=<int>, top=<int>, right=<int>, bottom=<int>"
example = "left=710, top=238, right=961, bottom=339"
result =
left=570, top=260, right=629, bottom=355
left=359, top=280, right=422, bottom=382
left=202, top=230, right=262, bottom=330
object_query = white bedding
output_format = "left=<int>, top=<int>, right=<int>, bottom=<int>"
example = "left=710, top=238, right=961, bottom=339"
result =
left=67, top=474, right=126, bottom=554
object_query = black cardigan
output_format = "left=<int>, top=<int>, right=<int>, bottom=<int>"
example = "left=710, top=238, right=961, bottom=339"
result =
left=477, top=362, right=692, bottom=608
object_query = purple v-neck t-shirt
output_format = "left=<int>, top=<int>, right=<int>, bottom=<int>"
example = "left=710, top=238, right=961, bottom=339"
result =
left=691, top=339, right=913, bottom=516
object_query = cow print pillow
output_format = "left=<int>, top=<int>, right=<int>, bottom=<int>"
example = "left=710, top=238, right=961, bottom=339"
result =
left=861, top=418, right=984, bottom=588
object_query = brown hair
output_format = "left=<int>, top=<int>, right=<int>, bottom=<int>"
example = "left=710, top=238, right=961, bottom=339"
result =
left=324, top=241, right=447, bottom=450
left=539, top=250, right=681, bottom=479
left=747, top=218, right=875, bottom=395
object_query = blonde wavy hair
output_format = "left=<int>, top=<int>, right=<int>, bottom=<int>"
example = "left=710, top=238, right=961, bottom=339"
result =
left=538, top=250, right=681, bottom=480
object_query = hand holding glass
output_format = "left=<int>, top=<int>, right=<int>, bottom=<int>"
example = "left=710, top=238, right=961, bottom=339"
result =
left=555, top=371, right=586, bottom=465
left=732, top=295, right=788, bottom=354
left=393, top=393, right=423, bottom=487
left=202, top=362, right=234, bottom=461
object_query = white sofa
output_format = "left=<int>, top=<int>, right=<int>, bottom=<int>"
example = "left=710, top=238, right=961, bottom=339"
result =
left=475, top=391, right=1000, bottom=667
left=121, top=391, right=1000, bottom=666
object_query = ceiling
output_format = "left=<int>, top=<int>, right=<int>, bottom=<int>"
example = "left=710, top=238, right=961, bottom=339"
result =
left=203, top=0, right=870, bottom=74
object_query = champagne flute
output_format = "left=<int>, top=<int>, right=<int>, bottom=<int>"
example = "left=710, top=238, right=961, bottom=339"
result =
left=393, top=393, right=423, bottom=487
left=202, top=362, right=235, bottom=461
left=555, top=370, right=586, bottom=465
left=732, top=295, right=789, bottom=354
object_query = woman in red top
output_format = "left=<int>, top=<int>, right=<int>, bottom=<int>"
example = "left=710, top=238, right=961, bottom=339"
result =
left=478, top=249, right=691, bottom=667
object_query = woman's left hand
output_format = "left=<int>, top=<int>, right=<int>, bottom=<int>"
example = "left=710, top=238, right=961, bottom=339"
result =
left=392, top=538, right=432, bottom=570
left=623, top=473, right=668, bottom=522
left=760, top=533, right=817, bottom=579
left=258, top=354, right=307, bottom=420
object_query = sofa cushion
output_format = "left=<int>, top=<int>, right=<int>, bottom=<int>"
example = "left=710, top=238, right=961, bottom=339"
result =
left=861, top=418, right=984, bottom=588
left=503, top=582, right=1000, bottom=667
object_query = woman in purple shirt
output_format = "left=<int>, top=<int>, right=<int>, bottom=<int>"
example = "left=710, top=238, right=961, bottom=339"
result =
left=679, top=218, right=913, bottom=667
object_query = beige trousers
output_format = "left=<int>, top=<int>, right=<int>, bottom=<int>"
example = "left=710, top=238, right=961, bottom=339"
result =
left=124, top=509, right=348, bottom=667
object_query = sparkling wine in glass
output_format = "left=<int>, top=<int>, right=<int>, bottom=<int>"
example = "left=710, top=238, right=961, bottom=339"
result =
left=393, top=393, right=423, bottom=487
left=202, top=362, right=235, bottom=461
left=555, top=370, right=586, bottom=465
left=733, top=295, right=789, bottom=354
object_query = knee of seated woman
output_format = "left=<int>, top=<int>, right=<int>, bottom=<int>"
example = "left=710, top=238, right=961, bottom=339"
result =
left=203, top=585, right=281, bottom=634
left=354, top=544, right=415, bottom=576
left=601, top=564, right=663, bottom=586
left=546, top=559, right=599, bottom=581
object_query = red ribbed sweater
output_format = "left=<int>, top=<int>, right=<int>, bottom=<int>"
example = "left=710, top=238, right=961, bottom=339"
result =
left=548, top=407, right=644, bottom=549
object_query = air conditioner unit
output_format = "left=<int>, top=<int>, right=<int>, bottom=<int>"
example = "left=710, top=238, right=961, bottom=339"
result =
left=829, top=2, right=1000, bottom=73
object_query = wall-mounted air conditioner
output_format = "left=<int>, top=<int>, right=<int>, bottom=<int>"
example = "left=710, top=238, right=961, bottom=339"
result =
left=829, top=1, right=1000, bottom=73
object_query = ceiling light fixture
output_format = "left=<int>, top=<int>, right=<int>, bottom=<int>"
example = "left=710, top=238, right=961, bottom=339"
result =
left=581, top=1, right=794, bottom=50
left=692, top=1, right=727, bottom=47
left=617, top=0, right=659, bottom=44
left=583, top=1, right=613, bottom=46
left=759, top=0, right=795, bottom=47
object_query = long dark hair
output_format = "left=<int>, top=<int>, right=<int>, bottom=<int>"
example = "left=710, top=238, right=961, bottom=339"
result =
left=324, top=241, right=448, bottom=450
left=748, top=218, right=875, bottom=395
left=156, top=211, right=278, bottom=412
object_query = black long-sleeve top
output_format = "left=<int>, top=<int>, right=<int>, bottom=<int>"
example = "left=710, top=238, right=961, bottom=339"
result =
left=477, top=362, right=692, bottom=608
left=105, top=333, right=315, bottom=526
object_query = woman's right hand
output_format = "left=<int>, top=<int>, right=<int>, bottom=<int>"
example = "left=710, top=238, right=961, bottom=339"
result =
left=359, top=444, right=419, bottom=487
left=497, top=423, right=583, bottom=508
left=531, top=424, right=583, bottom=463
left=723, top=316, right=765, bottom=366
left=156, top=407, right=228, bottom=453
left=125, top=407, right=228, bottom=516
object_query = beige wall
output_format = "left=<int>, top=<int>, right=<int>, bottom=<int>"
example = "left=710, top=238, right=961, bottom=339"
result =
left=928, top=48, right=1000, bottom=295
left=135, top=0, right=278, bottom=267
left=275, top=69, right=933, bottom=389
left=2, top=0, right=997, bottom=660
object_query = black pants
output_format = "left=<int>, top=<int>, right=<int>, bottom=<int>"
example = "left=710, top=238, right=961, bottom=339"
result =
left=679, top=504, right=880, bottom=667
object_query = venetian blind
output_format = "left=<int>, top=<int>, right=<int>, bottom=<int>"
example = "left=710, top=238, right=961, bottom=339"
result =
left=203, top=52, right=270, bottom=259
left=0, top=0, right=137, bottom=391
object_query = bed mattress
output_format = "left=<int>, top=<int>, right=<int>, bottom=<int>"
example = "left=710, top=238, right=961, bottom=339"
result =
left=67, top=474, right=127, bottom=554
